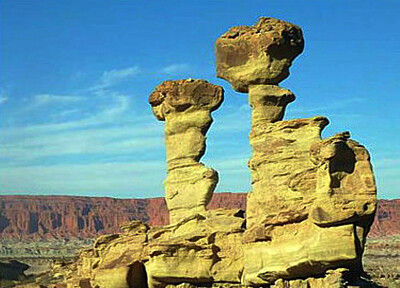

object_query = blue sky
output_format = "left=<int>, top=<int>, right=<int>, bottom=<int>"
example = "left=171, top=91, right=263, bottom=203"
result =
left=0, top=0, right=399, bottom=199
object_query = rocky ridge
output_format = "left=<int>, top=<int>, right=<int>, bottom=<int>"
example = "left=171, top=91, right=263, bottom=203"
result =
left=0, top=195, right=166, bottom=239
left=0, top=194, right=397, bottom=240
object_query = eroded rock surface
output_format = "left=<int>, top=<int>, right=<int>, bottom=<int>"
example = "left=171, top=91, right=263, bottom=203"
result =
left=149, top=79, right=224, bottom=224
left=45, top=212, right=245, bottom=288
left=215, top=17, right=304, bottom=93
left=26, top=16, right=379, bottom=288
left=216, top=17, right=377, bottom=285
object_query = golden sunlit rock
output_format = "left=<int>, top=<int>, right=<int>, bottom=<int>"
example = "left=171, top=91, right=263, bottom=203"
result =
left=32, top=16, right=377, bottom=288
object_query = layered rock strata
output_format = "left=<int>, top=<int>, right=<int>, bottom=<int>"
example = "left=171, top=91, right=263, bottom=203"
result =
left=0, top=195, right=166, bottom=239
left=369, top=199, right=400, bottom=237
left=0, top=194, right=396, bottom=240
left=215, top=17, right=377, bottom=285
left=35, top=218, right=363, bottom=288
left=50, top=212, right=245, bottom=288
left=149, top=79, right=224, bottom=224
left=1, top=194, right=396, bottom=240
left=30, top=17, right=378, bottom=288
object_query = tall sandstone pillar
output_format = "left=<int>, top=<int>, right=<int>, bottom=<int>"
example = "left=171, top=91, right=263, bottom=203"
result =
left=216, top=17, right=377, bottom=285
left=149, top=79, right=224, bottom=224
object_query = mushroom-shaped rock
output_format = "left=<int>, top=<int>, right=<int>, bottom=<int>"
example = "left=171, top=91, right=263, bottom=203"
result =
left=216, top=17, right=304, bottom=93
left=215, top=17, right=377, bottom=285
left=149, top=79, right=224, bottom=224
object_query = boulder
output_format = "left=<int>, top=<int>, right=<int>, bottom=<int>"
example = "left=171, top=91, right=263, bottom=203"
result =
left=215, top=17, right=304, bottom=93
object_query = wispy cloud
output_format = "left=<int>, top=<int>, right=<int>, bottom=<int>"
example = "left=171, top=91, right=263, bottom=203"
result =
left=0, top=90, right=164, bottom=164
left=2, top=95, right=139, bottom=140
left=90, top=66, right=140, bottom=91
left=0, top=88, right=8, bottom=104
left=0, top=126, right=163, bottom=162
left=210, top=157, right=251, bottom=193
left=372, top=157, right=400, bottom=199
left=56, top=109, right=81, bottom=118
left=289, top=97, right=365, bottom=114
left=211, top=104, right=251, bottom=132
left=160, top=63, right=190, bottom=75
left=0, top=161, right=165, bottom=197
left=33, top=94, right=83, bottom=106
left=373, top=157, right=400, bottom=170
left=211, top=97, right=367, bottom=134
left=0, top=66, right=166, bottom=196
left=98, top=94, right=130, bottom=118
left=1, top=69, right=376, bottom=197
left=12, top=93, right=86, bottom=117
left=0, top=67, right=154, bottom=164
left=101, top=66, right=140, bottom=85
left=210, top=157, right=249, bottom=173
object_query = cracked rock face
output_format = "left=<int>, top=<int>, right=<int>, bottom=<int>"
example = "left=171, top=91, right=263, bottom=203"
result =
left=243, top=118, right=377, bottom=285
left=149, top=79, right=224, bottom=224
left=216, top=17, right=377, bottom=286
left=215, top=17, right=304, bottom=93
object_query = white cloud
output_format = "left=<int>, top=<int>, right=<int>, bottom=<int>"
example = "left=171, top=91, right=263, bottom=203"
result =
left=0, top=97, right=7, bottom=104
left=90, top=66, right=140, bottom=91
left=0, top=127, right=163, bottom=162
left=210, top=157, right=248, bottom=172
left=373, top=163, right=400, bottom=199
left=33, top=94, right=83, bottom=106
left=0, top=88, right=8, bottom=104
left=56, top=108, right=81, bottom=118
left=213, top=158, right=251, bottom=193
left=288, top=97, right=365, bottom=114
left=99, top=94, right=130, bottom=118
left=210, top=97, right=366, bottom=134
left=0, top=157, right=251, bottom=197
left=0, top=93, right=163, bottom=162
left=211, top=104, right=251, bottom=132
left=16, top=94, right=85, bottom=114
left=374, top=158, right=400, bottom=168
left=3, top=94, right=134, bottom=136
left=0, top=162, right=165, bottom=198
left=101, top=66, right=140, bottom=84
left=160, top=63, right=190, bottom=75
left=0, top=66, right=167, bottom=196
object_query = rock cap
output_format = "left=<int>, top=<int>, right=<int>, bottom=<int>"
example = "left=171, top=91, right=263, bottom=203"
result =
left=216, top=17, right=304, bottom=92
left=149, top=79, right=224, bottom=120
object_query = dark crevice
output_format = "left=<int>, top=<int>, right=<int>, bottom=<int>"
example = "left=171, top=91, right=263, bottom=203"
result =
left=127, top=261, right=148, bottom=288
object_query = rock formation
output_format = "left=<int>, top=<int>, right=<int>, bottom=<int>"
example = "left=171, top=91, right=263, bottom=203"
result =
left=0, top=260, right=30, bottom=281
left=215, top=17, right=377, bottom=286
left=369, top=199, right=400, bottom=237
left=215, top=17, right=304, bottom=94
left=149, top=79, right=224, bottom=224
left=20, top=17, right=379, bottom=288
left=0, top=195, right=168, bottom=239
left=1, top=194, right=397, bottom=240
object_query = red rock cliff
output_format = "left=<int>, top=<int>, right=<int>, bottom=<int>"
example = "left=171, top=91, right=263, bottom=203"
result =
left=0, top=195, right=150, bottom=239
left=369, top=199, right=400, bottom=237
left=0, top=193, right=397, bottom=239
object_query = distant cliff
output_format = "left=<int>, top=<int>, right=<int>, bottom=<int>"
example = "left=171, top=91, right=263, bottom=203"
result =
left=0, top=193, right=397, bottom=239
left=0, top=195, right=164, bottom=239
left=369, top=199, right=400, bottom=237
